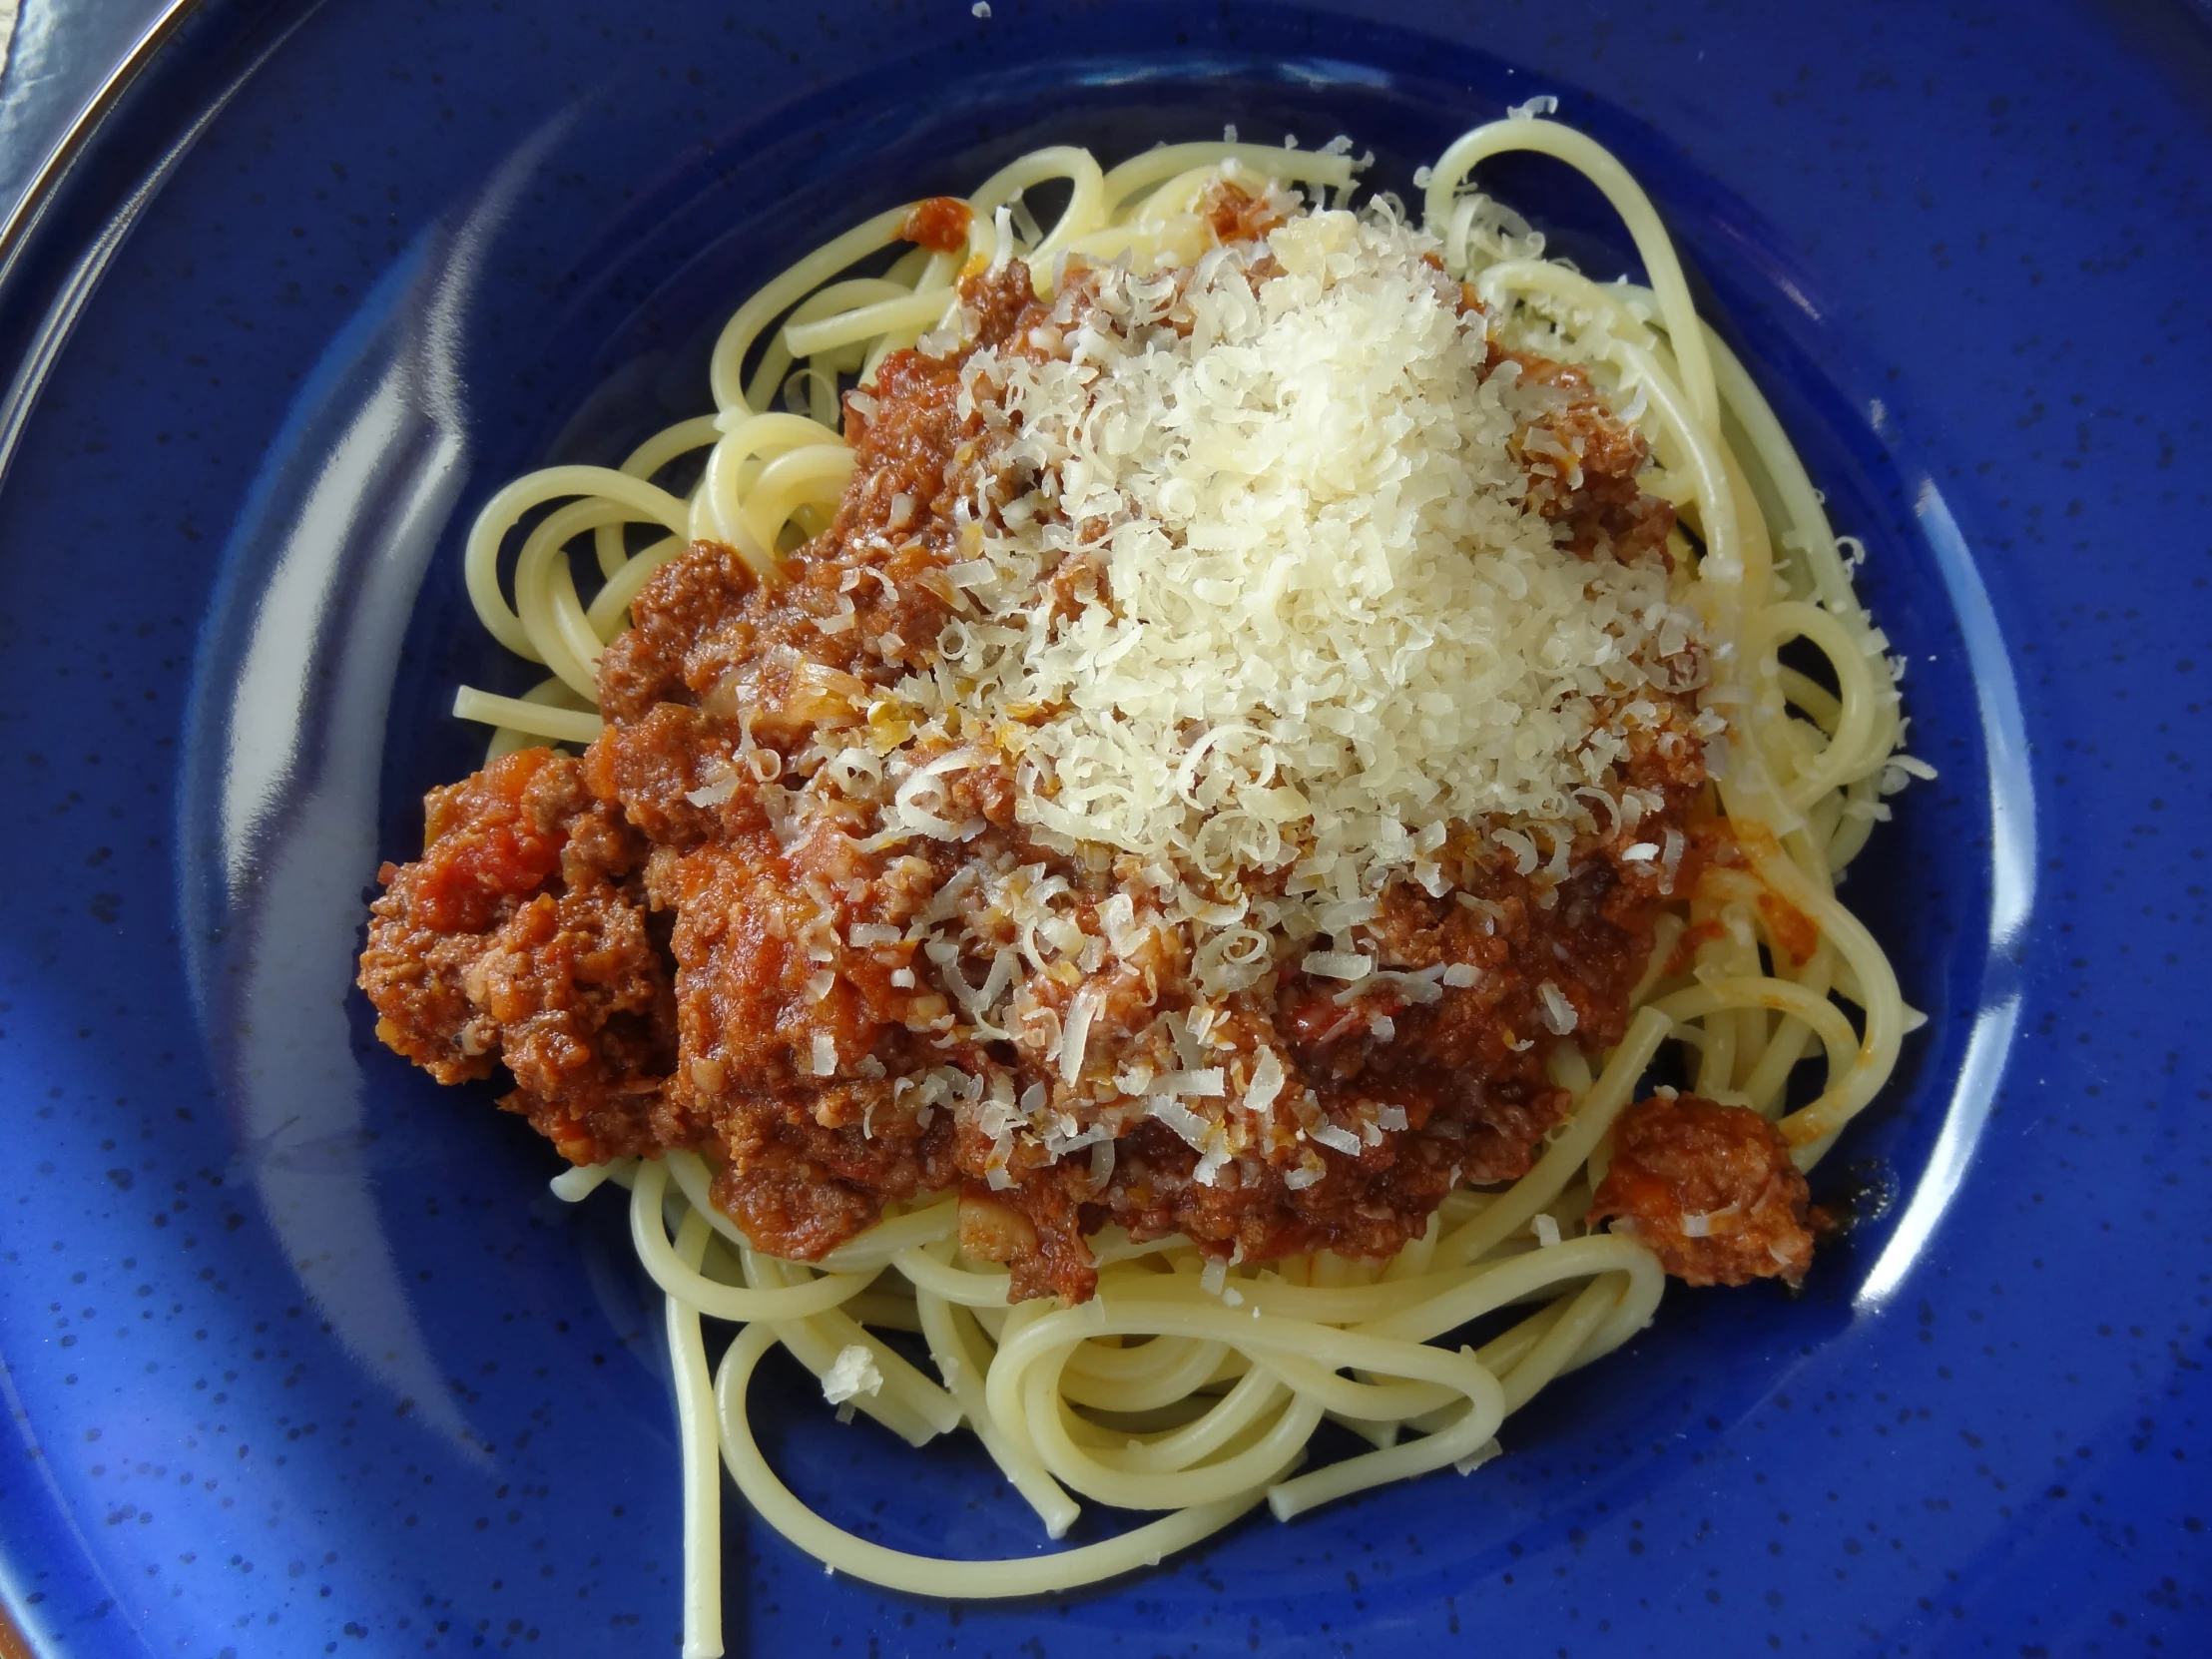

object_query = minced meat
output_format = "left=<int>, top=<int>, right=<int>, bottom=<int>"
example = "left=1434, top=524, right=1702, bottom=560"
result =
left=1589, top=1093, right=1816, bottom=1286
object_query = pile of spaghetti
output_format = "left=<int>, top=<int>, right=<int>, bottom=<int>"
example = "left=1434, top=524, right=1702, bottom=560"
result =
left=357, top=113, right=1924, bottom=1647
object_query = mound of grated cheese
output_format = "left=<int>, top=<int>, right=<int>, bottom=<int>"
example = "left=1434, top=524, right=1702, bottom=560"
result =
left=907, top=201, right=1702, bottom=947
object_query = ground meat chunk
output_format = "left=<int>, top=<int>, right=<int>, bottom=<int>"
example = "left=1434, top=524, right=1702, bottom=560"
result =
left=1090, top=1117, right=1464, bottom=1280
left=1590, top=1093, right=1815, bottom=1286
left=1276, top=856, right=1655, bottom=1189
left=357, top=748, right=681, bottom=1164
left=1494, top=346, right=1676, bottom=566
left=711, top=1138, right=922, bottom=1263
left=597, top=540, right=760, bottom=724
left=658, top=813, right=957, bottom=1259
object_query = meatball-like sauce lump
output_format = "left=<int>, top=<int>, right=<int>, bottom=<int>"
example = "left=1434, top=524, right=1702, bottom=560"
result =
left=360, top=192, right=1806, bottom=1304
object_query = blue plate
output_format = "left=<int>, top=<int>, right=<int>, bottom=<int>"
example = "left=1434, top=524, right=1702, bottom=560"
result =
left=2, top=2, right=2207, bottom=1653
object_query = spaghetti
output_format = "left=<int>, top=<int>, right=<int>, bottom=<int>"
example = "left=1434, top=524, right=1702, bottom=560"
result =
left=372, top=115, right=1923, bottom=1650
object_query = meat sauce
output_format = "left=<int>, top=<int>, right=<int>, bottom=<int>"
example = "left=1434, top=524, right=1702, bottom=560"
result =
left=1590, top=1093, right=1816, bottom=1286
left=360, top=197, right=1779, bottom=1303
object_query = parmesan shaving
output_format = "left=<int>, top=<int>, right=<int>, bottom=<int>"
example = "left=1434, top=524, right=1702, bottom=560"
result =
left=1147, top=1094, right=1212, bottom=1150
left=1453, top=1436, right=1504, bottom=1477
left=685, top=770, right=740, bottom=809
left=821, top=1344, right=882, bottom=1405
left=1537, top=981, right=1578, bottom=1036
left=1244, top=1049, right=1287, bottom=1117
left=1152, top=1069, right=1226, bottom=1098
left=1309, top=1120, right=1363, bottom=1157
left=1060, top=983, right=1102, bottom=1084
left=1303, top=951, right=1373, bottom=982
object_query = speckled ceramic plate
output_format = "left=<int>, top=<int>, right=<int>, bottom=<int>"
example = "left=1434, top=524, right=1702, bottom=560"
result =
left=1, top=2, right=2207, bottom=1654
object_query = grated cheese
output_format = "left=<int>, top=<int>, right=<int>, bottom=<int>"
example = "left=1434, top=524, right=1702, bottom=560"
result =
left=893, top=203, right=1701, bottom=982
left=1303, top=951, right=1374, bottom=982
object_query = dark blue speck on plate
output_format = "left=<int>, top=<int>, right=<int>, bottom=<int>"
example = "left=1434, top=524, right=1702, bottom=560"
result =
left=0, top=1, right=2206, bottom=1655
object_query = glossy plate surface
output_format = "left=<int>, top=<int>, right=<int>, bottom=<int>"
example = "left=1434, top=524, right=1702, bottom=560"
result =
left=0, top=1, right=2206, bottom=1653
